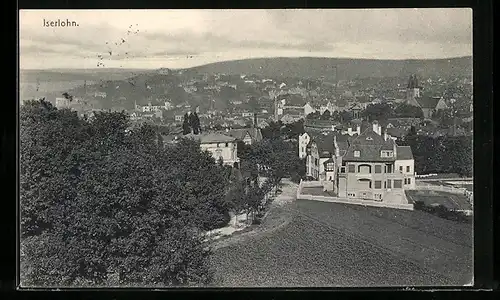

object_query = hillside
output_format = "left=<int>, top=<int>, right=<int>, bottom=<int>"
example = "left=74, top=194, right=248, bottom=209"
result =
left=20, top=69, right=153, bottom=83
left=211, top=199, right=472, bottom=287
left=187, top=56, right=473, bottom=81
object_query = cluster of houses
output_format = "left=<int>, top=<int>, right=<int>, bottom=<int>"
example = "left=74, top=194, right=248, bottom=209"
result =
left=299, top=120, right=416, bottom=205
left=161, top=122, right=263, bottom=168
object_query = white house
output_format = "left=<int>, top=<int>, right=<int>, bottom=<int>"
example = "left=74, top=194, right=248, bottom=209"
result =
left=55, top=97, right=70, bottom=109
left=304, top=103, right=316, bottom=117
left=298, top=132, right=312, bottom=159
left=164, top=133, right=240, bottom=168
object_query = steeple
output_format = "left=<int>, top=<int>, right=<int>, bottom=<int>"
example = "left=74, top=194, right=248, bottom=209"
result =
left=406, top=74, right=421, bottom=106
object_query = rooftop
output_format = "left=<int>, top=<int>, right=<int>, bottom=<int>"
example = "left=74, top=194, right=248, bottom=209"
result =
left=163, top=132, right=236, bottom=144
left=396, top=146, right=414, bottom=160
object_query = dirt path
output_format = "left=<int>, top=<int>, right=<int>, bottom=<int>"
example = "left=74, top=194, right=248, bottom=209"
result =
left=210, top=179, right=298, bottom=250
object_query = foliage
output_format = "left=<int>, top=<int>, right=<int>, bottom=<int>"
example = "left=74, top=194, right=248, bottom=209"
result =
left=413, top=201, right=472, bottom=224
left=394, top=103, right=424, bottom=118
left=306, top=111, right=321, bottom=120
left=261, top=120, right=304, bottom=140
left=361, top=103, right=394, bottom=122
left=340, top=110, right=353, bottom=123
left=321, top=109, right=331, bottom=120
left=20, top=99, right=230, bottom=287
left=400, top=133, right=472, bottom=177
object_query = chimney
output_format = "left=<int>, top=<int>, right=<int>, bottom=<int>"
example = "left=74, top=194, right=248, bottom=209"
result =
left=347, top=127, right=352, bottom=135
left=378, top=124, right=382, bottom=136
left=384, top=129, right=388, bottom=141
left=356, top=125, right=361, bottom=135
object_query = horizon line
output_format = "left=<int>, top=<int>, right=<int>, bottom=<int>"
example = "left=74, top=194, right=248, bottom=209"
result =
left=20, top=55, right=473, bottom=71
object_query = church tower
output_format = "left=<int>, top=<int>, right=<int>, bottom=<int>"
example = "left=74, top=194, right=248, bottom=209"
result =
left=406, top=74, right=421, bottom=106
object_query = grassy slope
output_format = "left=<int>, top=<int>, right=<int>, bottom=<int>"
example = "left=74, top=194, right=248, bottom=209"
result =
left=210, top=199, right=472, bottom=287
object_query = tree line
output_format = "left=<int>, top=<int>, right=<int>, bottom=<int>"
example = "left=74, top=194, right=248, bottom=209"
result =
left=20, top=99, right=233, bottom=287
left=400, top=130, right=472, bottom=177
left=20, top=99, right=306, bottom=287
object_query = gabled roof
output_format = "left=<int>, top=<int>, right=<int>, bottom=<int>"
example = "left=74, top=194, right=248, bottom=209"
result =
left=342, top=128, right=396, bottom=162
left=416, top=96, right=442, bottom=109
left=396, top=146, right=413, bottom=160
left=226, top=128, right=263, bottom=142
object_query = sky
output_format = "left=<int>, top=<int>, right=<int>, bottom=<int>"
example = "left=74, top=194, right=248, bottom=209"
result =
left=19, top=9, right=473, bottom=70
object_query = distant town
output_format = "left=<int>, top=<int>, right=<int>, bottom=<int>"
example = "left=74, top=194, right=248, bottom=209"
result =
left=25, top=66, right=473, bottom=140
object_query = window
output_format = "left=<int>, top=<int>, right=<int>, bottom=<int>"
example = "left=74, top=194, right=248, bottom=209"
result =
left=393, top=180, right=403, bottom=188
left=315, top=158, right=319, bottom=166
left=329, top=176, right=332, bottom=180
left=404, top=178, right=408, bottom=184
left=386, top=164, right=393, bottom=173
left=342, top=161, right=346, bottom=166
left=399, top=166, right=403, bottom=172
left=348, top=164, right=355, bottom=173
left=302, top=147, right=305, bottom=153
left=225, top=143, right=229, bottom=147
left=387, top=179, right=392, bottom=189
left=217, top=143, right=220, bottom=147
left=358, top=164, right=371, bottom=174
left=406, top=166, right=410, bottom=173
left=384, top=181, right=387, bottom=188
left=407, top=178, right=411, bottom=185
left=380, top=151, right=393, bottom=157
left=375, top=165, right=382, bottom=173
left=354, top=150, right=360, bottom=157
left=340, top=167, right=346, bottom=173
left=374, top=180, right=382, bottom=189
left=325, top=163, right=334, bottom=171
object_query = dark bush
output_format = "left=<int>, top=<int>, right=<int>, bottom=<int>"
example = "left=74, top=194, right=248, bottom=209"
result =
left=413, top=201, right=471, bottom=223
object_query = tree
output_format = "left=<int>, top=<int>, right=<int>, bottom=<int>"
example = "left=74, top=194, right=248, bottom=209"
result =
left=340, top=110, right=353, bottom=123
left=330, top=111, right=342, bottom=122
left=20, top=100, right=229, bottom=287
left=361, top=103, right=394, bottom=122
left=190, top=112, right=201, bottom=135
left=306, top=111, right=321, bottom=120
left=394, top=103, right=424, bottom=118
left=321, top=109, right=331, bottom=120
left=182, top=113, right=191, bottom=135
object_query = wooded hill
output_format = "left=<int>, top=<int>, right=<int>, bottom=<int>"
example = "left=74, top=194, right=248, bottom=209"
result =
left=186, top=56, right=472, bottom=81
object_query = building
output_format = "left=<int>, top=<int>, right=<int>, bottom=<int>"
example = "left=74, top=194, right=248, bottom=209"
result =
left=303, top=132, right=350, bottom=181
left=416, top=96, right=448, bottom=119
left=319, top=101, right=337, bottom=115
left=163, top=132, right=240, bottom=168
left=349, top=103, right=364, bottom=119
left=406, top=74, right=421, bottom=106
left=55, top=97, right=70, bottom=109
left=225, top=127, right=263, bottom=145
left=336, top=122, right=415, bottom=203
left=304, top=103, right=316, bottom=117
left=94, top=91, right=107, bottom=98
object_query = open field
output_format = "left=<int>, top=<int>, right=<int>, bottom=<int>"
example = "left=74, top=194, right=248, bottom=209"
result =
left=406, top=190, right=472, bottom=210
left=210, top=199, right=472, bottom=287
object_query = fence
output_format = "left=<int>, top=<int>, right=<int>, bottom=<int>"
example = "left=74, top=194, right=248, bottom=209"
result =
left=296, top=193, right=414, bottom=211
